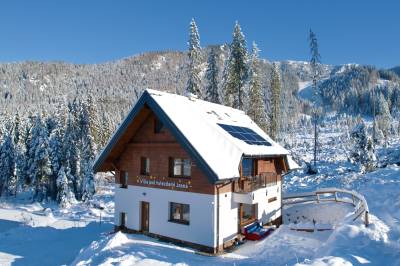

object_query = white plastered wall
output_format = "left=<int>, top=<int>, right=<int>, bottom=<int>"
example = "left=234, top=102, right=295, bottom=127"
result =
left=217, top=192, right=239, bottom=245
left=256, top=181, right=282, bottom=223
left=114, top=185, right=216, bottom=247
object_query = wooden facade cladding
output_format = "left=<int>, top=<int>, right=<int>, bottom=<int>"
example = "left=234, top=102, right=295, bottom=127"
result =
left=98, top=105, right=152, bottom=172
left=114, top=111, right=216, bottom=195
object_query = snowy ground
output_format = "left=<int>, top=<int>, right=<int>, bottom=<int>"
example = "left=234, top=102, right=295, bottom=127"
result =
left=0, top=187, right=115, bottom=266
left=1, top=119, right=400, bottom=265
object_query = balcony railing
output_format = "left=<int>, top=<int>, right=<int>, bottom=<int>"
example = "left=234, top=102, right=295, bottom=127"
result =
left=234, top=172, right=277, bottom=193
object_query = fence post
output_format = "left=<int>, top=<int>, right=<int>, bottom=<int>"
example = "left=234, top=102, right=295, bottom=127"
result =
left=316, top=193, right=320, bottom=203
left=365, top=211, right=369, bottom=227
left=334, top=192, right=338, bottom=202
left=352, top=194, right=355, bottom=205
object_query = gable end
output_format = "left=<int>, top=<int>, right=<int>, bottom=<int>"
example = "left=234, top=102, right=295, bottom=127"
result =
left=93, top=90, right=219, bottom=183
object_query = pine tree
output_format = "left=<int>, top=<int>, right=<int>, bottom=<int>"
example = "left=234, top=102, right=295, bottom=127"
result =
left=16, top=117, right=32, bottom=188
left=27, top=115, right=52, bottom=201
left=185, top=18, right=202, bottom=97
left=204, top=46, right=220, bottom=103
left=56, top=166, right=75, bottom=208
left=350, top=120, right=376, bottom=172
left=48, top=125, right=64, bottom=200
left=81, top=156, right=95, bottom=202
left=247, top=42, right=267, bottom=131
left=309, top=29, right=321, bottom=172
left=269, top=62, right=281, bottom=140
left=223, top=21, right=248, bottom=110
left=0, top=128, right=16, bottom=196
left=79, top=100, right=96, bottom=201
left=376, top=93, right=391, bottom=147
left=13, top=113, right=20, bottom=145
left=63, top=112, right=79, bottom=196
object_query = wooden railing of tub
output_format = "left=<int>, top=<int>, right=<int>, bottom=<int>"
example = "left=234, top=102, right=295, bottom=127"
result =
left=282, top=187, right=369, bottom=226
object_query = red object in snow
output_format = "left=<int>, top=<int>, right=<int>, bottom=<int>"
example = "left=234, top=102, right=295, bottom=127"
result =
left=243, top=222, right=274, bottom=241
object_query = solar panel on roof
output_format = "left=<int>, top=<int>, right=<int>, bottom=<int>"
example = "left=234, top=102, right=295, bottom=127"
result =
left=217, top=123, right=272, bottom=146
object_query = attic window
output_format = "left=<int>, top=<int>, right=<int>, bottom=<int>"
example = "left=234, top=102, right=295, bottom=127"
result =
left=154, top=118, right=164, bottom=134
left=218, top=123, right=272, bottom=146
left=169, top=158, right=191, bottom=178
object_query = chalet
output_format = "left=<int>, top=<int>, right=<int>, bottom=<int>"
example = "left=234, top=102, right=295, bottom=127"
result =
left=93, top=89, right=298, bottom=253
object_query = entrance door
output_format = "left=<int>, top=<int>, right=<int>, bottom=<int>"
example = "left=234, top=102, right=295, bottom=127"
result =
left=141, top=201, right=150, bottom=232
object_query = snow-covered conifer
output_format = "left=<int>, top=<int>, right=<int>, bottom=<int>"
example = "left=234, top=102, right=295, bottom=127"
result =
left=79, top=100, right=97, bottom=201
left=350, top=120, right=376, bottom=172
left=309, top=29, right=322, bottom=170
left=28, top=115, right=52, bottom=200
left=56, top=166, right=75, bottom=208
left=63, top=112, right=79, bottom=195
left=204, top=46, right=220, bottom=103
left=48, top=125, right=64, bottom=200
left=269, top=62, right=281, bottom=140
left=223, top=21, right=248, bottom=110
left=185, top=18, right=202, bottom=97
left=0, top=128, right=16, bottom=196
left=246, top=42, right=267, bottom=132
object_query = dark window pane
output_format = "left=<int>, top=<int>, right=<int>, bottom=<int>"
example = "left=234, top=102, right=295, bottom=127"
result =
left=182, top=204, right=190, bottom=221
left=183, top=159, right=191, bottom=177
left=140, top=157, right=150, bottom=175
left=242, top=158, right=254, bottom=177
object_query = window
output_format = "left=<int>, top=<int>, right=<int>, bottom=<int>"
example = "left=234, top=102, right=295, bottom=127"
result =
left=120, top=171, right=128, bottom=188
left=242, top=158, right=254, bottom=177
left=240, top=203, right=256, bottom=226
left=268, top=196, right=277, bottom=203
left=169, top=158, right=191, bottom=178
left=169, top=202, right=190, bottom=225
left=154, top=118, right=164, bottom=134
left=140, top=157, right=150, bottom=175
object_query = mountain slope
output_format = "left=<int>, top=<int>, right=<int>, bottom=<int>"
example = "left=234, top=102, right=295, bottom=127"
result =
left=0, top=49, right=398, bottom=132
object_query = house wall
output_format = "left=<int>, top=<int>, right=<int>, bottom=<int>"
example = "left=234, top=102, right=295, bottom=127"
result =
left=114, top=185, right=216, bottom=248
left=217, top=191, right=239, bottom=245
left=256, top=181, right=282, bottom=223
left=256, top=158, right=283, bottom=224
left=111, top=109, right=285, bottom=252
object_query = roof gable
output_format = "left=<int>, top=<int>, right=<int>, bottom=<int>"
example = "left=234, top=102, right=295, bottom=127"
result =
left=94, top=89, right=291, bottom=180
left=93, top=90, right=219, bottom=182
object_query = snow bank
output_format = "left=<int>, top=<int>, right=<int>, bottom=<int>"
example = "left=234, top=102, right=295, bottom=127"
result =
left=0, top=186, right=115, bottom=266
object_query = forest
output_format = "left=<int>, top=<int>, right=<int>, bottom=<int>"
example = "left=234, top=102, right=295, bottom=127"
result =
left=0, top=19, right=399, bottom=206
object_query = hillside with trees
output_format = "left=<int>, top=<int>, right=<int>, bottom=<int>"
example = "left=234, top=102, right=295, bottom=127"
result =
left=0, top=20, right=399, bottom=206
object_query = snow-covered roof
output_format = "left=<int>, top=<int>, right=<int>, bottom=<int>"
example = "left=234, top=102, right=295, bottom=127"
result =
left=94, top=89, right=294, bottom=181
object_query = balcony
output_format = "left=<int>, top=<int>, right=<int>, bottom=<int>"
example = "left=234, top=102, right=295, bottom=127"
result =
left=232, top=173, right=277, bottom=204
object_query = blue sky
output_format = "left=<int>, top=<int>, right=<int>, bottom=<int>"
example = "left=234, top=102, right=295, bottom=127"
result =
left=0, top=0, right=398, bottom=68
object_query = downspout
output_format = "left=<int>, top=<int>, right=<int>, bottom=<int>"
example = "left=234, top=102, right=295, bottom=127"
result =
left=216, top=186, right=220, bottom=253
